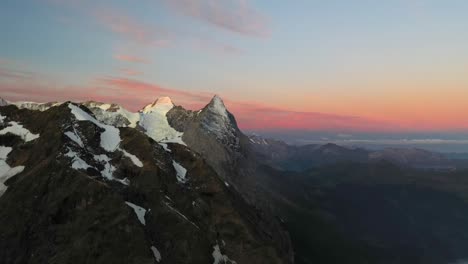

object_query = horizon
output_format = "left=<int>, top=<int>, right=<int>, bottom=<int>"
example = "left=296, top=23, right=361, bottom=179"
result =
left=2, top=1, right=468, bottom=135
left=5, top=95, right=468, bottom=153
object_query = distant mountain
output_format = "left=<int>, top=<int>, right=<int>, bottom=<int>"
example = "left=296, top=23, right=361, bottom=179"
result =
left=248, top=134, right=466, bottom=171
left=369, top=147, right=456, bottom=170
left=248, top=134, right=369, bottom=171
left=0, top=96, right=293, bottom=264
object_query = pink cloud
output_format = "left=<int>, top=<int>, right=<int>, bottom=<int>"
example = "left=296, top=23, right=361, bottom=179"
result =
left=113, top=54, right=149, bottom=63
left=164, top=0, right=270, bottom=37
left=222, top=100, right=402, bottom=132
left=3, top=70, right=465, bottom=132
left=119, top=68, right=143, bottom=76
left=96, top=77, right=213, bottom=108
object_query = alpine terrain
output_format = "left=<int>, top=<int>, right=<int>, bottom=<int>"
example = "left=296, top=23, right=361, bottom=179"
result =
left=0, top=96, right=293, bottom=264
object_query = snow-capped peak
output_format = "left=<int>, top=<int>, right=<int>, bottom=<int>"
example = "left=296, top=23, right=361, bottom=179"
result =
left=154, top=96, right=173, bottom=105
left=141, top=97, right=174, bottom=114
left=206, top=95, right=228, bottom=118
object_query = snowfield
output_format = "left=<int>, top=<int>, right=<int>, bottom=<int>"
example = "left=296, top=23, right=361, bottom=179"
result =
left=140, top=97, right=186, bottom=145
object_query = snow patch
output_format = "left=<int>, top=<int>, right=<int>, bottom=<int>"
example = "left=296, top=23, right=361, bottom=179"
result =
left=68, top=104, right=121, bottom=152
left=93, top=154, right=124, bottom=184
left=125, top=201, right=147, bottom=225
left=64, top=150, right=129, bottom=185
left=87, top=102, right=140, bottom=128
left=64, top=129, right=84, bottom=148
left=0, top=146, right=25, bottom=197
left=172, top=161, right=187, bottom=183
left=150, top=246, right=162, bottom=262
left=120, top=148, right=143, bottom=167
left=159, top=143, right=171, bottom=152
left=0, top=121, right=40, bottom=142
left=13, top=101, right=62, bottom=111
left=212, top=245, right=236, bottom=264
left=0, top=146, right=12, bottom=160
left=65, top=149, right=91, bottom=170
left=97, top=103, right=112, bottom=110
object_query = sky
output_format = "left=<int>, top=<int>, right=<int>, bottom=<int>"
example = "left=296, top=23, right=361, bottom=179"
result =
left=1, top=0, right=468, bottom=136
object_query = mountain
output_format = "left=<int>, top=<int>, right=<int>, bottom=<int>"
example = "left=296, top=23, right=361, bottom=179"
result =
left=369, top=147, right=455, bottom=170
left=0, top=97, right=293, bottom=264
left=249, top=134, right=465, bottom=171
left=0, top=98, right=8, bottom=107
left=260, top=161, right=468, bottom=264
left=4, top=95, right=468, bottom=264
left=249, top=135, right=369, bottom=171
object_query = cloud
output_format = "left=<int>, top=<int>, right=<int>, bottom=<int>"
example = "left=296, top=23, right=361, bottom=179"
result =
left=2, top=68, right=466, bottom=133
left=119, top=68, right=143, bottom=76
left=114, top=54, right=149, bottom=64
left=0, top=71, right=427, bottom=132
left=96, top=77, right=213, bottom=108
left=163, top=0, right=270, bottom=37
left=95, top=8, right=171, bottom=46
left=222, top=100, right=400, bottom=132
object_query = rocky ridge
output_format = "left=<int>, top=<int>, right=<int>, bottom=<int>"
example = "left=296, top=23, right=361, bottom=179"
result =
left=0, top=97, right=293, bottom=264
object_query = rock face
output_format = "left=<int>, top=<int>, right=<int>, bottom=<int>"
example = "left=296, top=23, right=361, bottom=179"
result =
left=167, top=96, right=295, bottom=263
left=0, top=98, right=8, bottom=106
left=0, top=100, right=292, bottom=264
left=167, top=96, right=244, bottom=182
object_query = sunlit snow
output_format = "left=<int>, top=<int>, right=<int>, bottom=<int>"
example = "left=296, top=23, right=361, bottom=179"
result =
left=140, top=97, right=186, bottom=145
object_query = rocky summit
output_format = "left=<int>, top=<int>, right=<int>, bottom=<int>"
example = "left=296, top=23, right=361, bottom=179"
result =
left=0, top=97, right=293, bottom=264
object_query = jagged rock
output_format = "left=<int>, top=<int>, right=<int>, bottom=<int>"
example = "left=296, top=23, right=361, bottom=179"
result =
left=0, top=100, right=292, bottom=264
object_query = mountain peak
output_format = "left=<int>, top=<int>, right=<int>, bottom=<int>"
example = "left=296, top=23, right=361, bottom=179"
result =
left=141, top=97, right=174, bottom=113
left=206, top=95, right=228, bottom=118
left=0, top=97, right=9, bottom=106
left=154, top=96, right=173, bottom=105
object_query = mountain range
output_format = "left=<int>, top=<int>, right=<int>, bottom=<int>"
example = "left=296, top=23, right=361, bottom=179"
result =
left=1, top=96, right=468, bottom=264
